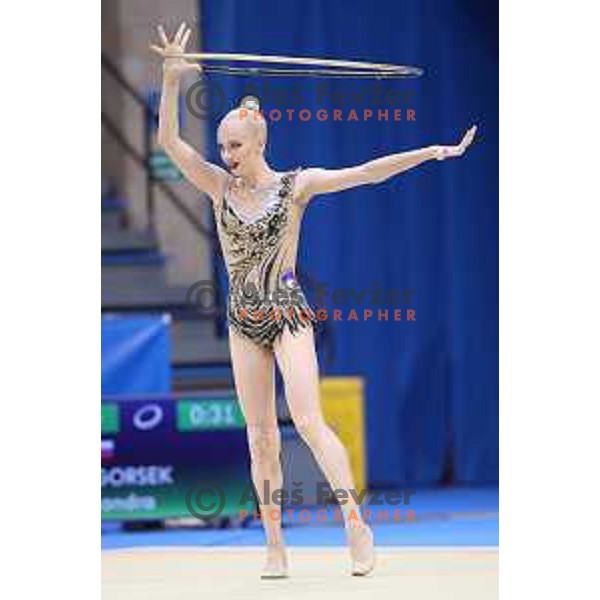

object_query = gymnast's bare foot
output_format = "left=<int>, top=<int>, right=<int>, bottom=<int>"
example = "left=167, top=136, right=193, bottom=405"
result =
left=345, top=519, right=376, bottom=576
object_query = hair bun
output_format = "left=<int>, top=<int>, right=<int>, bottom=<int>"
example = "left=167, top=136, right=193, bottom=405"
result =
left=240, top=95, right=261, bottom=112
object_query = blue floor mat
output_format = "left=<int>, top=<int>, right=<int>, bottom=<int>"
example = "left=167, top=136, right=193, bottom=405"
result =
left=102, top=487, right=498, bottom=550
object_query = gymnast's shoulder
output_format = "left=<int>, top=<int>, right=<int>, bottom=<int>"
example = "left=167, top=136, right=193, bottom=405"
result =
left=294, top=165, right=374, bottom=205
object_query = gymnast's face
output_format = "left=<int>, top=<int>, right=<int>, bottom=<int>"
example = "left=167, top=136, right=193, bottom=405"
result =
left=217, top=111, right=266, bottom=177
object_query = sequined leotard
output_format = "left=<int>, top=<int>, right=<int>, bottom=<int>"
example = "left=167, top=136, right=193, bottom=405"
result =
left=214, top=167, right=317, bottom=348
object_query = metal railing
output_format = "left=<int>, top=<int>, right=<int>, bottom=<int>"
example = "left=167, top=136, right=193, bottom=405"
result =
left=101, top=53, right=217, bottom=241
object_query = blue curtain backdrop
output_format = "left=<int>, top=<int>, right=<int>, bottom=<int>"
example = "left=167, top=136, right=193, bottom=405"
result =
left=200, top=0, right=498, bottom=486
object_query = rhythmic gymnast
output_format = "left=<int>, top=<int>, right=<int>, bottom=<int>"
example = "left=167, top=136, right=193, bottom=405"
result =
left=151, top=22, right=476, bottom=579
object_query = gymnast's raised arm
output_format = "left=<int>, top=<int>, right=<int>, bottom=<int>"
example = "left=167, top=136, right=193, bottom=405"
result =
left=150, top=22, right=228, bottom=203
left=296, top=126, right=477, bottom=204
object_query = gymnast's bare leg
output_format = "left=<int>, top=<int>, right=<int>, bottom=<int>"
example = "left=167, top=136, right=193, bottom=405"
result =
left=273, top=325, right=376, bottom=575
left=228, top=327, right=288, bottom=578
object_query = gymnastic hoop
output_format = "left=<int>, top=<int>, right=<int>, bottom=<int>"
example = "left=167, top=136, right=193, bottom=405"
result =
left=167, top=52, right=423, bottom=78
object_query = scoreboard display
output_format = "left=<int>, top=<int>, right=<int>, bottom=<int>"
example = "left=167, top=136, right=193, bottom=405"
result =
left=101, top=393, right=255, bottom=521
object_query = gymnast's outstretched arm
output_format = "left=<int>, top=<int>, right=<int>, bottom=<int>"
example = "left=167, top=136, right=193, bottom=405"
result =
left=151, top=22, right=228, bottom=203
left=296, top=125, right=477, bottom=203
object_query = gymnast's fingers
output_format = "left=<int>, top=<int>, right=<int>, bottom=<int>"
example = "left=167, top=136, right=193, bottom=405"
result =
left=181, top=27, right=192, bottom=50
left=174, top=22, right=187, bottom=46
left=150, top=45, right=165, bottom=57
left=157, top=25, right=169, bottom=47
left=183, top=62, right=202, bottom=73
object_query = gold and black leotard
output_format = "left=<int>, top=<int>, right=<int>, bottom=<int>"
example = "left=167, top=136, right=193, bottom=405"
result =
left=214, top=167, right=317, bottom=349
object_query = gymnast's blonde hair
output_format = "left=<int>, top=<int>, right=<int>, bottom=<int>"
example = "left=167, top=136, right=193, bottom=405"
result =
left=218, top=95, right=267, bottom=148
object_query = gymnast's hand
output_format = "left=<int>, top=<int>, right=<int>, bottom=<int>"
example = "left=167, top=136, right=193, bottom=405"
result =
left=150, top=22, right=202, bottom=79
left=433, top=125, right=477, bottom=160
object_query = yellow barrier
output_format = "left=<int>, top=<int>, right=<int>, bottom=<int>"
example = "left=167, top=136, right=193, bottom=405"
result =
left=320, top=377, right=366, bottom=495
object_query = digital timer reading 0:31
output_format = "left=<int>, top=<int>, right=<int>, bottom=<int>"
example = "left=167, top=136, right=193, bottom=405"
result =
left=176, top=399, right=246, bottom=431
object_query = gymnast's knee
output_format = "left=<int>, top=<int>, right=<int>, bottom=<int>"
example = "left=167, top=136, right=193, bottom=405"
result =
left=246, top=425, right=281, bottom=465
left=292, top=413, right=327, bottom=445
